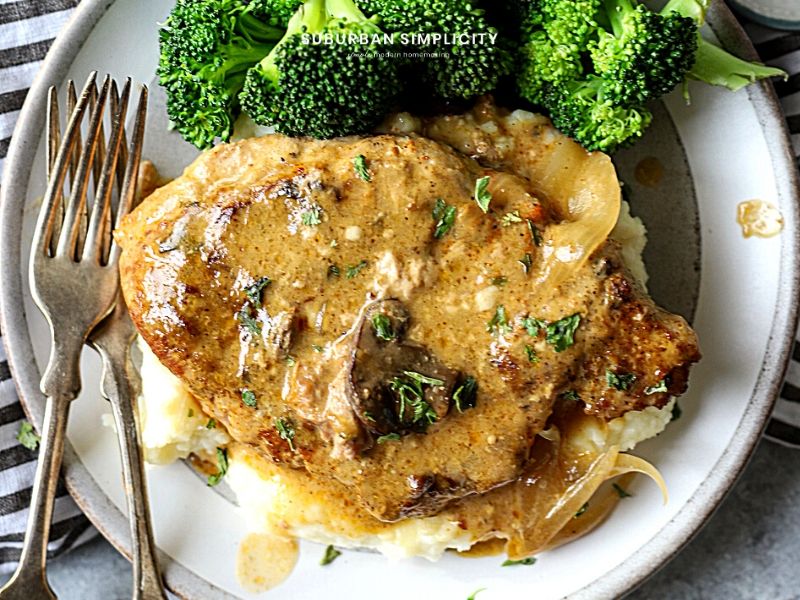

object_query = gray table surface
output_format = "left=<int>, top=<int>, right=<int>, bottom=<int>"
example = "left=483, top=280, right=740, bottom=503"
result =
left=13, top=439, right=800, bottom=599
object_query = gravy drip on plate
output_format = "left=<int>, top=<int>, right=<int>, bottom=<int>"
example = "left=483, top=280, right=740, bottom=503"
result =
left=236, top=531, right=299, bottom=593
left=737, top=199, right=784, bottom=238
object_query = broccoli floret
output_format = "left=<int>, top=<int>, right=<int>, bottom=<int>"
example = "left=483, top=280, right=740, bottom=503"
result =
left=538, top=0, right=601, bottom=46
left=661, top=0, right=786, bottom=91
left=591, top=0, right=698, bottom=104
left=543, top=77, right=652, bottom=152
left=518, top=0, right=785, bottom=153
left=356, top=0, right=510, bottom=101
left=518, top=33, right=583, bottom=105
left=240, top=0, right=402, bottom=138
left=158, top=0, right=283, bottom=149
left=516, top=0, right=600, bottom=105
left=250, top=0, right=304, bottom=27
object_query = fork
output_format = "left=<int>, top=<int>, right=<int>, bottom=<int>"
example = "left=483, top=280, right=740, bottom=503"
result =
left=89, top=296, right=167, bottom=600
left=69, top=78, right=166, bottom=600
left=0, top=73, right=146, bottom=599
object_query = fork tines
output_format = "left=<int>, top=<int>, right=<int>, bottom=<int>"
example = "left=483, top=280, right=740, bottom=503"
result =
left=36, top=72, right=147, bottom=265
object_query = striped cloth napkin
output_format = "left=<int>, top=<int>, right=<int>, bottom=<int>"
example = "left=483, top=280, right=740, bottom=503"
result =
left=0, top=0, right=96, bottom=574
left=0, top=0, right=799, bottom=575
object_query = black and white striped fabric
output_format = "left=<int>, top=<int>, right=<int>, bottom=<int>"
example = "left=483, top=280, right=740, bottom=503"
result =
left=0, top=0, right=96, bottom=574
left=0, top=0, right=799, bottom=578
left=744, top=24, right=800, bottom=448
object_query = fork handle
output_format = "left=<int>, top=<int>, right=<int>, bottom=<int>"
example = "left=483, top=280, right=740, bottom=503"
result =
left=0, top=393, right=71, bottom=600
left=103, top=356, right=167, bottom=600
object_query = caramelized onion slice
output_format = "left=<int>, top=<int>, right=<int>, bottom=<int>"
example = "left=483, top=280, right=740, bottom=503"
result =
left=422, top=104, right=622, bottom=296
left=504, top=447, right=620, bottom=559
left=512, top=128, right=621, bottom=293
left=611, top=454, right=669, bottom=505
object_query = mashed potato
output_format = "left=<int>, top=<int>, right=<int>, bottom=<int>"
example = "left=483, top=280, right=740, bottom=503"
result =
left=136, top=338, right=229, bottom=465
left=134, top=201, right=670, bottom=560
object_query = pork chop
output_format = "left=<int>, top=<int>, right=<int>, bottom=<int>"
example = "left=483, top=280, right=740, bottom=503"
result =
left=117, top=100, right=699, bottom=521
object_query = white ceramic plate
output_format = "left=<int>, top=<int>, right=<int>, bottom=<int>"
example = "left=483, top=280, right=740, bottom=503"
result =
left=1, top=2, right=799, bottom=599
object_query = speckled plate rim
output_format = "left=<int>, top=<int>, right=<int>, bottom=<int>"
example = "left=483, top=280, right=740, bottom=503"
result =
left=0, top=2, right=798, bottom=599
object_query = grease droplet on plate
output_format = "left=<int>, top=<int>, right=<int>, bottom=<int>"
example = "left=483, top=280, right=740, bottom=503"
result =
left=634, top=157, right=664, bottom=188
left=736, top=199, right=784, bottom=239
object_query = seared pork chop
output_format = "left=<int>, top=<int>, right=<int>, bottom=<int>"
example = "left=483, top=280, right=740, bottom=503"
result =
left=117, top=101, right=699, bottom=522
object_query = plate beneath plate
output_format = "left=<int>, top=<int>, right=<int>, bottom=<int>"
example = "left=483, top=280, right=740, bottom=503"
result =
left=729, top=0, right=800, bottom=31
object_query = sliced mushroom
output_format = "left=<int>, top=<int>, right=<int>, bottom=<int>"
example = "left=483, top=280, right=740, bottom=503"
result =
left=345, top=299, right=459, bottom=440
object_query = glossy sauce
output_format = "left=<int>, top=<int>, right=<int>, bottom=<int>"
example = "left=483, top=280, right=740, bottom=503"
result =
left=236, top=531, right=299, bottom=593
left=737, top=199, right=784, bottom=238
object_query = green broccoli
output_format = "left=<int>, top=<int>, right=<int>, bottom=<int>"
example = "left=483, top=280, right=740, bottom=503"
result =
left=356, top=0, right=511, bottom=101
left=516, top=0, right=600, bottom=105
left=591, top=0, right=697, bottom=104
left=518, top=33, right=583, bottom=105
left=239, top=0, right=402, bottom=138
left=251, top=0, right=304, bottom=27
left=158, top=0, right=283, bottom=149
left=661, top=0, right=786, bottom=91
left=544, top=76, right=652, bottom=152
left=517, top=0, right=785, bottom=153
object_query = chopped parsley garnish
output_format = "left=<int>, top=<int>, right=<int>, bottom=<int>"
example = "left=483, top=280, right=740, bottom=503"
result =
left=275, top=417, right=296, bottom=451
left=285, top=355, right=296, bottom=367
left=528, top=219, right=542, bottom=246
left=502, top=557, right=537, bottom=567
left=390, top=371, right=444, bottom=428
left=474, top=176, right=492, bottom=213
left=245, top=277, right=271, bottom=306
left=606, top=370, right=637, bottom=391
left=467, top=588, right=486, bottom=600
left=518, top=253, right=533, bottom=274
left=345, top=260, right=368, bottom=279
left=320, top=545, right=341, bottom=566
left=562, top=390, right=581, bottom=401
left=645, top=379, right=668, bottom=395
left=301, top=206, right=322, bottom=226
left=574, top=502, right=589, bottom=517
left=241, top=389, right=257, bottom=408
left=523, top=314, right=581, bottom=352
left=17, top=421, right=40, bottom=451
left=613, top=483, right=632, bottom=498
left=206, top=418, right=217, bottom=429
left=522, top=316, right=547, bottom=337
left=207, top=447, right=228, bottom=486
left=188, top=408, right=194, bottom=418
left=671, top=401, right=682, bottom=421
left=491, top=276, right=507, bottom=287
left=327, top=264, right=340, bottom=278
left=545, top=313, right=581, bottom=352
left=353, top=154, right=371, bottom=182
left=453, top=376, right=478, bottom=412
left=432, top=198, right=457, bottom=239
left=236, top=308, right=262, bottom=336
left=371, top=313, right=395, bottom=341
left=524, top=345, right=538, bottom=363
left=312, top=344, right=324, bottom=353
left=377, top=433, right=401, bottom=444
left=502, top=211, right=522, bottom=226
left=487, top=305, right=512, bottom=335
